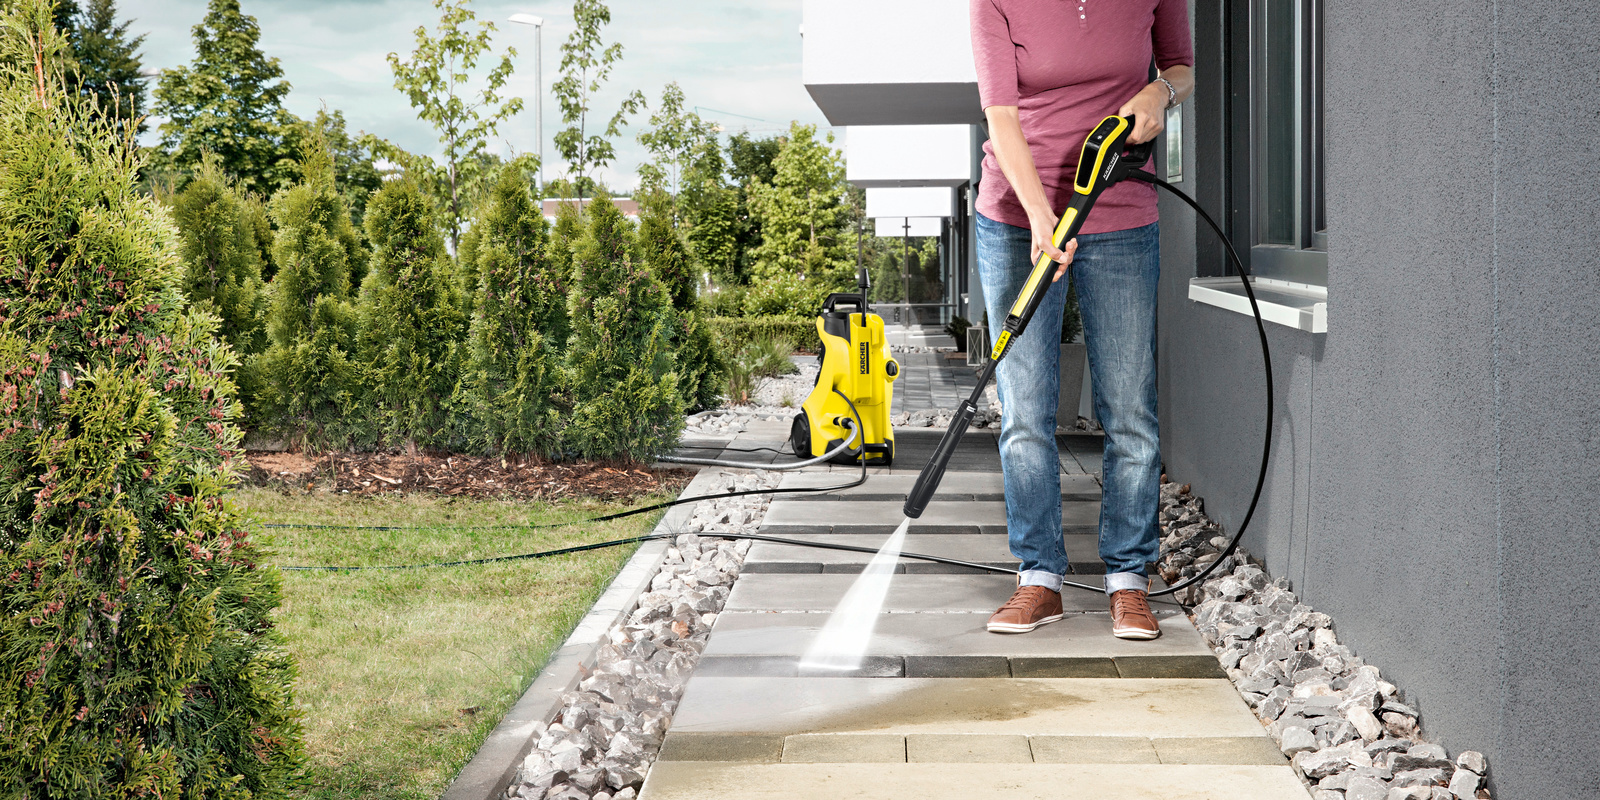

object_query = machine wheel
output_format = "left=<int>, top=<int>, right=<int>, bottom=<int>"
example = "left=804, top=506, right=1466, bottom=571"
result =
left=789, top=411, right=811, bottom=457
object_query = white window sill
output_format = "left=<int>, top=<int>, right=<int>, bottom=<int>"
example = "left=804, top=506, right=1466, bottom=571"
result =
left=1188, top=276, right=1327, bottom=334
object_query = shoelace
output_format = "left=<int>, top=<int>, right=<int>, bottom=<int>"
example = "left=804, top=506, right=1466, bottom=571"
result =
left=1110, top=590, right=1152, bottom=620
left=1000, top=586, right=1052, bottom=611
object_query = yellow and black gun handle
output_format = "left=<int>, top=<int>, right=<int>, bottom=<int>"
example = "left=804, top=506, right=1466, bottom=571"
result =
left=988, top=114, right=1134, bottom=363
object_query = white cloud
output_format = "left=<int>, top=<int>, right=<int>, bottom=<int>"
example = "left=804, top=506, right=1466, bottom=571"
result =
left=122, top=0, right=834, bottom=183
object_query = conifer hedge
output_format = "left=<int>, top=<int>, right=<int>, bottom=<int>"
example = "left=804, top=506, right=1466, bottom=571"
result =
left=639, top=208, right=723, bottom=413
left=253, top=136, right=362, bottom=448
left=171, top=156, right=267, bottom=419
left=563, top=197, right=684, bottom=460
left=356, top=177, right=462, bottom=452
left=453, top=170, right=566, bottom=457
left=0, top=4, right=302, bottom=795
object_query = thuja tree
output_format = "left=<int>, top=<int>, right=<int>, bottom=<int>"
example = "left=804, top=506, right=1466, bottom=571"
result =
left=170, top=156, right=266, bottom=413
left=563, top=196, right=683, bottom=461
left=355, top=177, right=462, bottom=452
left=638, top=207, right=721, bottom=412
left=0, top=2, right=302, bottom=796
left=254, top=135, right=363, bottom=448
left=454, top=169, right=566, bottom=457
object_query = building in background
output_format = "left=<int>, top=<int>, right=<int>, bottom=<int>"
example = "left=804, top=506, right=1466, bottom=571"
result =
left=802, top=1, right=1600, bottom=798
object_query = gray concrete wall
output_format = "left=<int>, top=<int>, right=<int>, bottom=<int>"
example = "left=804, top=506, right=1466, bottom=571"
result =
left=1157, top=2, right=1600, bottom=799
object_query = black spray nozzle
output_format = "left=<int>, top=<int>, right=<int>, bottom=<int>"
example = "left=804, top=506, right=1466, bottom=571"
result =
left=903, top=400, right=978, bottom=519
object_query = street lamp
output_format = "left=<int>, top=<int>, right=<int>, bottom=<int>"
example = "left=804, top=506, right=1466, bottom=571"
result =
left=507, top=13, right=545, bottom=194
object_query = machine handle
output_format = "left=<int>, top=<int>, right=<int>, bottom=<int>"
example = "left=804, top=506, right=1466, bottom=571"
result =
left=822, top=292, right=866, bottom=314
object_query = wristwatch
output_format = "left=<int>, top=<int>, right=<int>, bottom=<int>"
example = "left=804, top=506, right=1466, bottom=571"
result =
left=1154, top=75, right=1177, bottom=109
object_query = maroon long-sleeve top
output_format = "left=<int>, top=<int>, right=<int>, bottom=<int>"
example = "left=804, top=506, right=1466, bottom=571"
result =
left=971, top=0, right=1194, bottom=234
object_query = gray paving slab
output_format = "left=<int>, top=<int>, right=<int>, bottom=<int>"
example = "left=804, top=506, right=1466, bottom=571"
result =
left=723, top=574, right=1181, bottom=614
left=701, top=611, right=1208, bottom=660
left=1152, top=737, right=1289, bottom=766
left=638, top=762, right=1312, bottom=800
left=740, top=533, right=1104, bottom=574
left=780, top=734, right=905, bottom=763
left=668, top=677, right=1271, bottom=739
left=1029, top=735, right=1160, bottom=763
left=906, top=734, right=1033, bottom=763
left=762, top=500, right=1100, bottom=528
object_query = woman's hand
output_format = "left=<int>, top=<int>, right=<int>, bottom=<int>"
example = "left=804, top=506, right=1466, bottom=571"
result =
left=1118, top=82, right=1169, bottom=144
left=1028, top=209, right=1079, bottom=282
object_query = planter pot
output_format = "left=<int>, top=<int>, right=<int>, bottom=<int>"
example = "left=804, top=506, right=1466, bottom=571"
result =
left=1058, top=342, right=1087, bottom=427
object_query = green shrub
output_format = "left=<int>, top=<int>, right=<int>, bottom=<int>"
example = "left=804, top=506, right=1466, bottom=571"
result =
left=706, top=315, right=821, bottom=355
left=254, top=133, right=364, bottom=449
left=743, top=335, right=799, bottom=379
left=170, top=155, right=268, bottom=415
left=700, top=283, right=746, bottom=317
left=355, top=177, right=463, bottom=451
left=453, top=169, right=567, bottom=457
left=945, top=315, right=971, bottom=352
left=741, top=271, right=828, bottom=317
left=638, top=207, right=723, bottom=413
left=0, top=5, right=303, bottom=795
left=562, top=196, right=684, bottom=461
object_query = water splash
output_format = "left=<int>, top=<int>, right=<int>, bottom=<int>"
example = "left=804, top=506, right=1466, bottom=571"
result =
left=798, top=517, right=910, bottom=672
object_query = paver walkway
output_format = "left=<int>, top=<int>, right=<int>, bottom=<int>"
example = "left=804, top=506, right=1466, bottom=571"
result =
left=645, top=362, right=1309, bottom=799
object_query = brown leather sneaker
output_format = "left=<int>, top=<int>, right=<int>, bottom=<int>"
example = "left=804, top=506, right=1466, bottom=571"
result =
left=1109, top=589, right=1162, bottom=639
left=987, top=585, right=1064, bottom=634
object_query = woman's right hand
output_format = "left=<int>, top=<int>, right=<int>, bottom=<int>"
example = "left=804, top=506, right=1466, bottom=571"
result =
left=1029, top=210, right=1079, bottom=282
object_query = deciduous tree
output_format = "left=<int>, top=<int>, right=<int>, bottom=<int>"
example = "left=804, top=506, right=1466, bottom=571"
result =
left=387, top=0, right=522, bottom=251
left=552, top=0, right=642, bottom=208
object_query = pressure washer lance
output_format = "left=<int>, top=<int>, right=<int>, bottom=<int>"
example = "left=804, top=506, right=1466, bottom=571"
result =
left=901, top=114, right=1276, bottom=600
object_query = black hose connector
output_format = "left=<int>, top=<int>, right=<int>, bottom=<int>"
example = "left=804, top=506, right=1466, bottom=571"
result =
left=903, top=400, right=978, bottom=518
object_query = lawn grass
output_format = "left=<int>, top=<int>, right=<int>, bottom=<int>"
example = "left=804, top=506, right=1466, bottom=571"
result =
left=237, top=487, right=675, bottom=800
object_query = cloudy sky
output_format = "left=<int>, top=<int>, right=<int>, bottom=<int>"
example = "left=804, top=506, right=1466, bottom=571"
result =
left=122, top=0, right=835, bottom=190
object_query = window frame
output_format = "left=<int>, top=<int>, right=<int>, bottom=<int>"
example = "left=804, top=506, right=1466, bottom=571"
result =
left=1245, top=0, right=1328, bottom=287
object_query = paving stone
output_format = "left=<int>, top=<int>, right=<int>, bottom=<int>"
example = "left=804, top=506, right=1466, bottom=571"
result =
left=1115, top=655, right=1229, bottom=679
left=1152, top=737, right=1289, bottom=765
left=723, top=575, right=1184, bottom=613
left=637, top=763, right=1313, bottom=800
left=703, top=612, right=1209, bottom=661
left=903, top=655, right=1011, bottom=678
left=781, top=734, right=906, bottom=763
left=906, top=734, right=1033, bottom=763
left=655, top=733, right=784, bottom=763
left=670, top=678, right=1267, bottom=738
left=1028, top=735, right=1160, bottom=763
left=762, top=500, right=1100, bottom=528
left=1009, top=657, right=1121, bottom=678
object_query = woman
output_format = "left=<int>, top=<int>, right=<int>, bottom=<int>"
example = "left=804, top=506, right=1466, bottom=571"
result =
left=971, top=0, right=1194, bottom=639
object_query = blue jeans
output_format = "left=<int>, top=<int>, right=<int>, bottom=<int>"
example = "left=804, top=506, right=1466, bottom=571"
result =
left=975, top=212, right=1161, bottom=595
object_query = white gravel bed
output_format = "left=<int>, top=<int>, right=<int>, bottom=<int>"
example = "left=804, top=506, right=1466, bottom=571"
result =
left=1156, top=481, right=1493, bottom=800
left=504, top=471, right=781, bottom=800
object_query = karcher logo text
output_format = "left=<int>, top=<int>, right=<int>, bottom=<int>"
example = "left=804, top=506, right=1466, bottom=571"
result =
left=859, top=342, right=869, bottom=374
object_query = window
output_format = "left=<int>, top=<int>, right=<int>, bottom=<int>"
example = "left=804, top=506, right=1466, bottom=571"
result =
left=1250, top=0, right=1326, bottom=285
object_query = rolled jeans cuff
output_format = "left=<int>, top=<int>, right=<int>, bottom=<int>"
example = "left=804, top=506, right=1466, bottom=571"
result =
left=1019, top=570, right=1063, bottom=592
left=1104, top=570, right=1150, bottom=596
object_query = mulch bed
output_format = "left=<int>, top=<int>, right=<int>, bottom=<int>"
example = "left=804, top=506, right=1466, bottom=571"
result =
left=242, top=450, right=694, bottom=502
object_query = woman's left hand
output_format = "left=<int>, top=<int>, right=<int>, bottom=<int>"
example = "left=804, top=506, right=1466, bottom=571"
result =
left=1118, top=83, right=1169, bottom=144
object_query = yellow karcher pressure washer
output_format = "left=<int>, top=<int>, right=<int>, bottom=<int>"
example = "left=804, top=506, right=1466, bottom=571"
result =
left=789, top=269, right=899, bottom=465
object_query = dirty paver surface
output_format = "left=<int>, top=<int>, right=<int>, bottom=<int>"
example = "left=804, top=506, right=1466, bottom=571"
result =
left=647, top=367, right=1310, bottom=800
